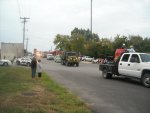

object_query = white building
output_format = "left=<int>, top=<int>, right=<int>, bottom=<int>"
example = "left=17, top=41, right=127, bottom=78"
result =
left=0, top=42, right=23, bottom=60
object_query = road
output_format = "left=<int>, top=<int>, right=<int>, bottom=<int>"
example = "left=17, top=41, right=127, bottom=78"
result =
left=42, top=58, right=150, bottom=113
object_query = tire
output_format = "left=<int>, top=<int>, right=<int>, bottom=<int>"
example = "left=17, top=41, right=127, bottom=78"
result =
left=102, top=69, right=112, bottom=79
left=16, top=61, right=20, bottom=65
left=27, top=62, right=30, bottom=67
left=66, top=61, right=69, bottom=66
left=142, top=73, right=150, bottom=88
left=61, top=61, right=64, bottom=65
left=3, top=62, right=8, bottom=66
left=76, top=63, right=79, bottom=67
left=108, top=73, right=112, bottom=79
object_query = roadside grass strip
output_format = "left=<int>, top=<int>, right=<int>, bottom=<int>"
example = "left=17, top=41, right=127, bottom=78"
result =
left=0, top=67, right=92, bottom=113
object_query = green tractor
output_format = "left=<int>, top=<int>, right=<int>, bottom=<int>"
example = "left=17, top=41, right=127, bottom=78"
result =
left=61, top=51, right=79, bottom=67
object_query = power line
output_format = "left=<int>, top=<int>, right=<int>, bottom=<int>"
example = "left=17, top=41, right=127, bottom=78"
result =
left=20, top=17, right=30, bottom=56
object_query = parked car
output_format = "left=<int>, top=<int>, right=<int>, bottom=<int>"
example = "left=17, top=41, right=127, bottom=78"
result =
left=0, top=59, right=12, bottom=66
left=85, top=56, right=93, bottom=62
left=47, top=54, right=54, bottom=60
left=16, top=57, right=31, bottom=66
left=54, top=55, right=61, bottom=63
left=92, top=59, right=99, bottom=64
left=82, top=56, right=93, bottom=61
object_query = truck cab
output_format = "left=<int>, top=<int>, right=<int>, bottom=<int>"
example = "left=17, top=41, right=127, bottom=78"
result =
left=119, top=53, right=140, bottom=77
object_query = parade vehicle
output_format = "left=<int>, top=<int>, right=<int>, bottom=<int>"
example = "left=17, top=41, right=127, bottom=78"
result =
left=99, top=47, right=150, bottom=88
left=61, top=51, right=79, bottom=67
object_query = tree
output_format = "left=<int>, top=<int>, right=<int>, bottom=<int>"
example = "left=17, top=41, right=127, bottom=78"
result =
left=70, top=28, right=100, bottom=55
left=113, top=35, right=128, bottom=49
left=53, top=34, right=71, bottom=51
left=85, top=41, right=102, bottom=58
left=100, top=38, right=114, bottom=58
left=71, top=28, right=99, bottom=41
left=128, top=35, right=143, bottom=52
left=141, top=37, right=150, bottom=53
left=70, top=34, right=85, bottom=54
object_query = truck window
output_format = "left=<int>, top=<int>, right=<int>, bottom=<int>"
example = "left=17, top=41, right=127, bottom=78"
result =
left=121, top=54, right=130, bottom=62
left=130, top=54, right=140, bottom=63
left=140, top=54, right=150, bottom=62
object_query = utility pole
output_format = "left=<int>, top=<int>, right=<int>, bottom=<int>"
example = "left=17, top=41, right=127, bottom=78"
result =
left=90, top=0, right=93, bottom=39
left=20, top=17, right=30, bottom=56
left=26, top=38, right=29, bottom=55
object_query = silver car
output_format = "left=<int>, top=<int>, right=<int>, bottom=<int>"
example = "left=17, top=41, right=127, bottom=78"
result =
left=54, top=55, right=61, bottom=63
left=0, top=59, right=12, bottom=66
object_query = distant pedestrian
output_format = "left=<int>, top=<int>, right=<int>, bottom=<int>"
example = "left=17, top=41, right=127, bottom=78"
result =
left=37, top=59, right=42, bottom=78
left=103, top=58, right=108, bottom=64
left=31, top=57, right=37, bottom=78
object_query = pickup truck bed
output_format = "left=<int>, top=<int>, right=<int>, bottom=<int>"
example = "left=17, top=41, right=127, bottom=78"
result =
left=99, top=62, right=118, bottom=78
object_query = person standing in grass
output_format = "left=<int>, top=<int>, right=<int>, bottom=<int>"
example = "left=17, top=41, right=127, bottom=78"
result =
left=31, top=57, right=37, bottom=78
left=37, top=59, right=42, bottom=78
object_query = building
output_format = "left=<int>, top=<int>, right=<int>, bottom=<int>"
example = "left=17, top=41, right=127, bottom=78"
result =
left=0, top=42, right=23, bottom=60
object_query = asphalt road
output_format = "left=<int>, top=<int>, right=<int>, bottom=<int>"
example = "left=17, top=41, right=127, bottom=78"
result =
left=42, top=58, right=150, bottom=113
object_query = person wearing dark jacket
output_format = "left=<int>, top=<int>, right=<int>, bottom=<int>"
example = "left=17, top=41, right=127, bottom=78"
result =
left=31, top=57, right=37, bottom=78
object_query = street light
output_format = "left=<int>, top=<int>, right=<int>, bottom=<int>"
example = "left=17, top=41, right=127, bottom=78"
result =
left=50, top=41, right=52, bottom=52
left=90, top=0, right=93, bottom=39
left=26, top=38, right=29, bottom=56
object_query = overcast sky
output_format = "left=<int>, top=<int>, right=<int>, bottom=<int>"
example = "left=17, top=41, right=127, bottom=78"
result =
left=0, top=0, right=150, bottom=52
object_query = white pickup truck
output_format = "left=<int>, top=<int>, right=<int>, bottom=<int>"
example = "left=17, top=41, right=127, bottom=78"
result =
left=99, top=52, right=150, bottom=88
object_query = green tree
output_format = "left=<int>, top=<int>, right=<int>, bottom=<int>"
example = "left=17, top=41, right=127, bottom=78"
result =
left=100, top=38, right=114, bottom=58
left=113, top=35, right=128, bottom=49
left=71, top=28, right=99, bottom=41
left=85, top=41, right=103, bottom=58
left=128, top=35, right=143, bottom=52
left=141, top=37, right=150, bottom=53
left=70, top=34, right=85, bottom=54
left=53, top=34, right=71, bottom=51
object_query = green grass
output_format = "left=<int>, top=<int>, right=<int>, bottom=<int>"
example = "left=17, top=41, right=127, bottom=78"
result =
left=0, top=66, right=92, bottom=113
left=0, top=67, right=33, bottom=95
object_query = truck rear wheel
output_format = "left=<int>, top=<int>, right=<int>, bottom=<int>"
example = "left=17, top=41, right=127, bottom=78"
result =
left=102, top=69, right=112, bottom=79
left=142, top=73, right=150, bottom=88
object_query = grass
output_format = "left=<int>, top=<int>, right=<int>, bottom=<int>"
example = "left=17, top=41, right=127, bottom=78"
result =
left=0, top=66, right=92, bottom=113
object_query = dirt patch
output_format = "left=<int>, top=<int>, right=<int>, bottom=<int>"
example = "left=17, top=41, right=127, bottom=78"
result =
left=1, top=85, right=57, bottom=113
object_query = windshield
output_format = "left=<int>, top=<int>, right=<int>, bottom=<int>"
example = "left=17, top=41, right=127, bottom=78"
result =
left=140, top=54, right=150, bottom=62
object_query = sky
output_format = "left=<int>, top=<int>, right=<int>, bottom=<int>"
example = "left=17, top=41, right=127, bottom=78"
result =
left=0, top=0, right=150, bottom=52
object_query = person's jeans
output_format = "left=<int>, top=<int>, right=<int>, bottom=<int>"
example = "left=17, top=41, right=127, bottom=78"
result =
left=31, top=68, right=36, bottom=78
